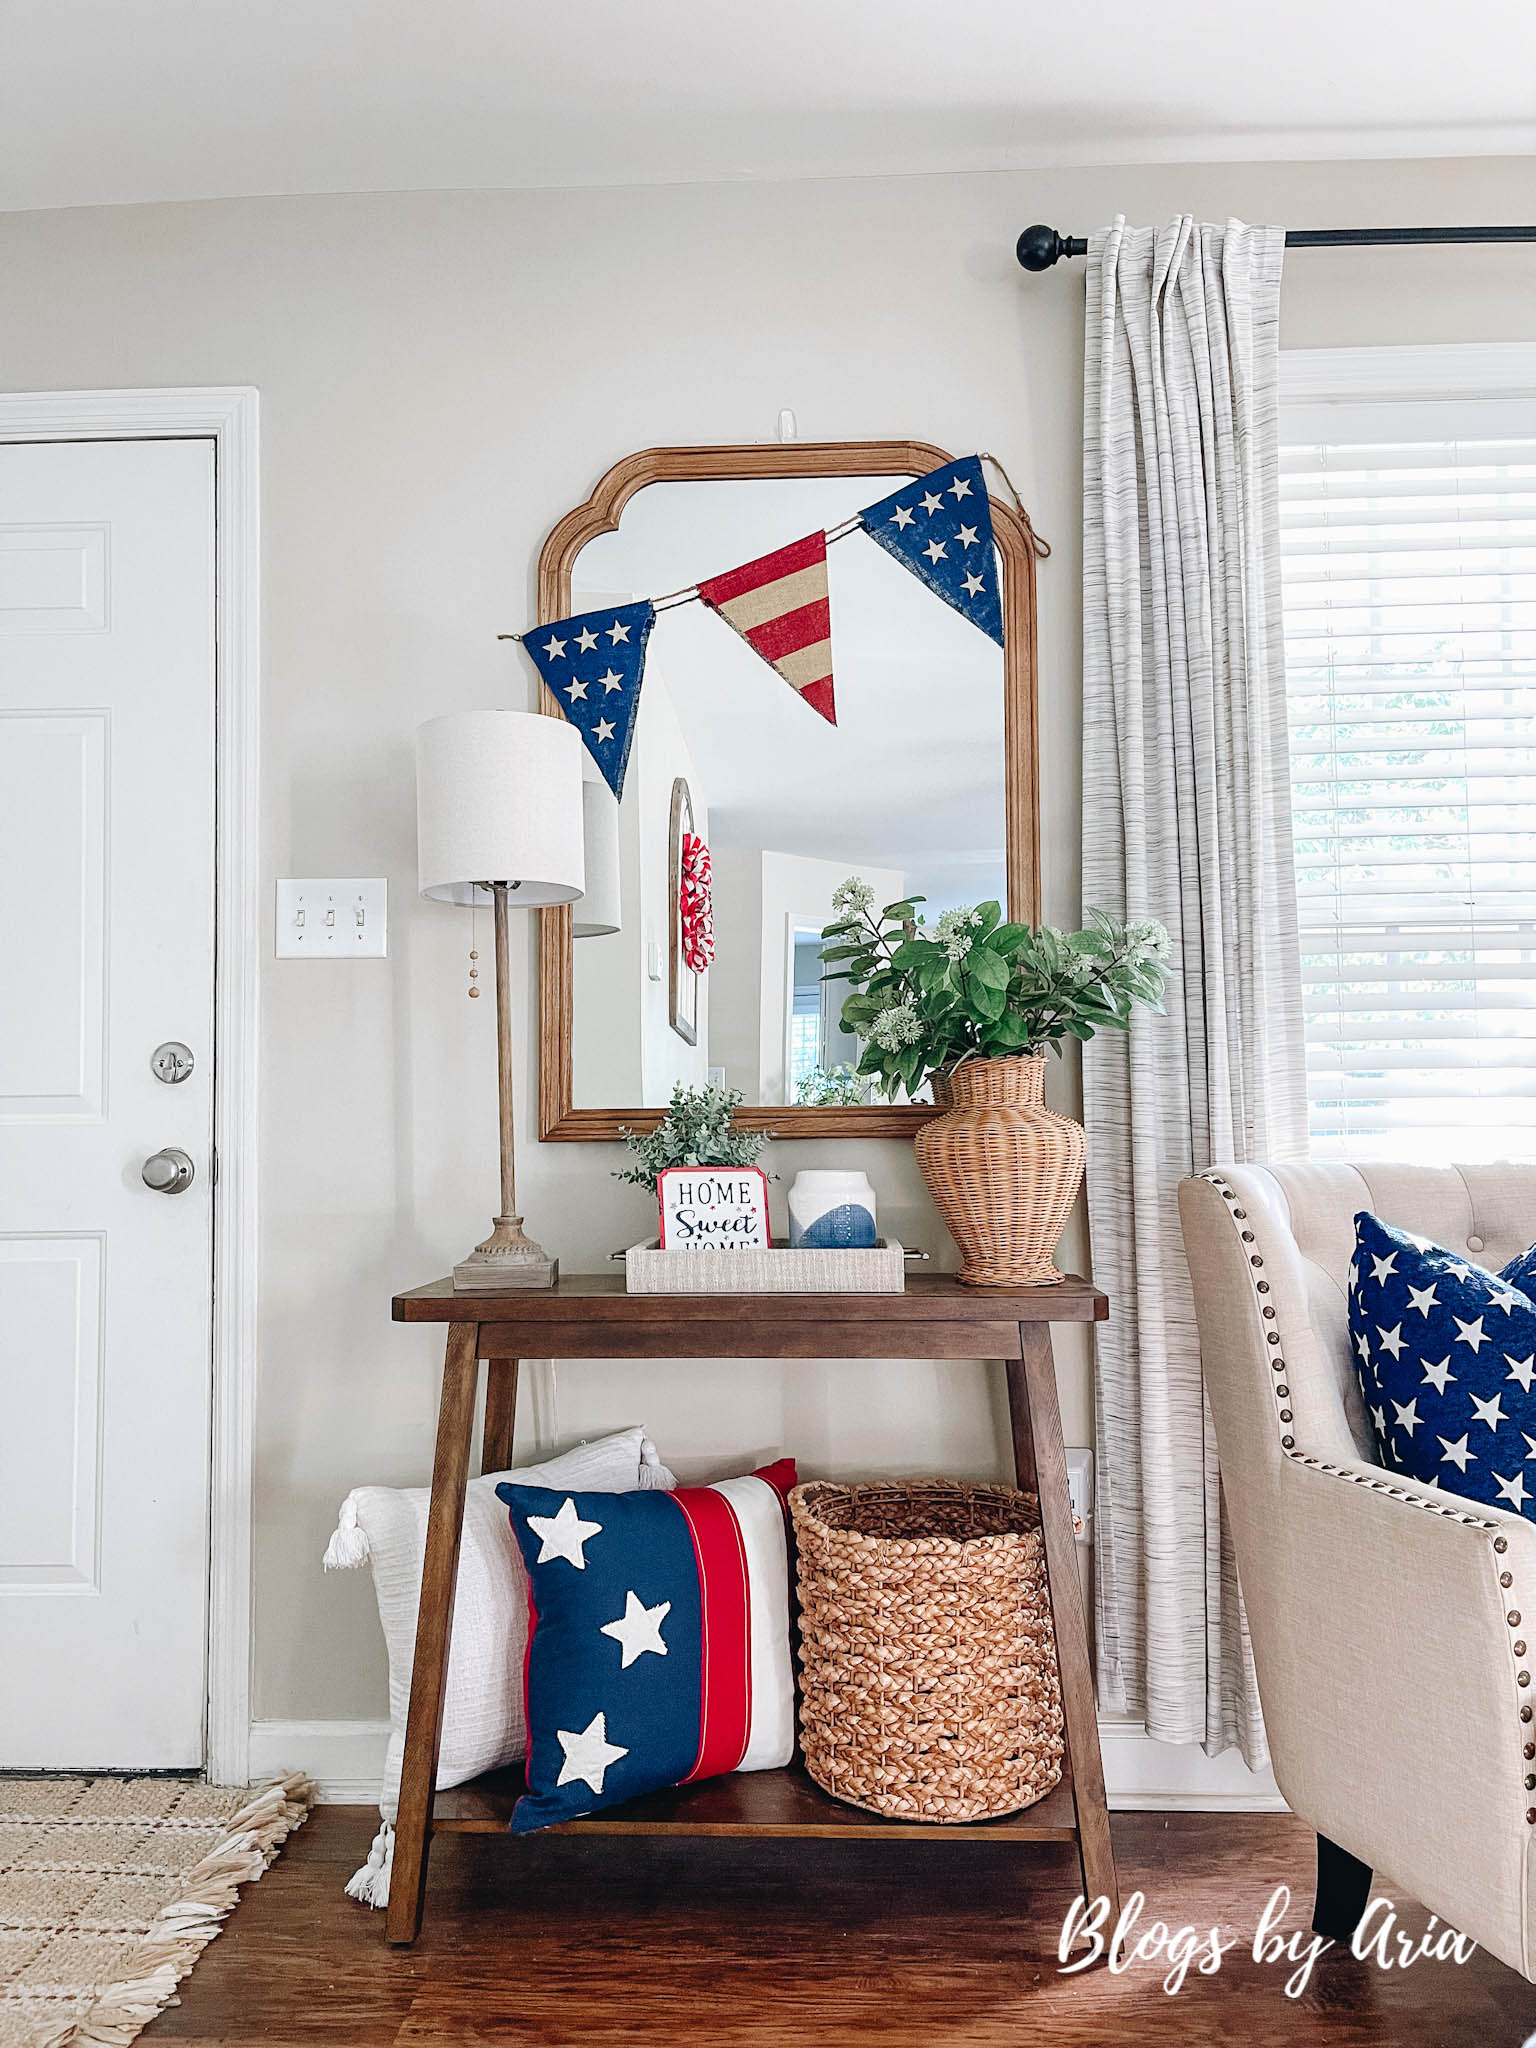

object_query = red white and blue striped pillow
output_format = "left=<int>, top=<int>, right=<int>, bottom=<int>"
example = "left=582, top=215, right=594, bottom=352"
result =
left=497, top=1459, right=796, bottom=1831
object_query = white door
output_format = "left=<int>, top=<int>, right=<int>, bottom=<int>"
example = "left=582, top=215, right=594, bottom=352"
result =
left=0, top=438, right=216, bottom=1768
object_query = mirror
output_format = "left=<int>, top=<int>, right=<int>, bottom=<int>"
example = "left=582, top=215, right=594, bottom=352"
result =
left=537, top=443, right=1041, bottom=1139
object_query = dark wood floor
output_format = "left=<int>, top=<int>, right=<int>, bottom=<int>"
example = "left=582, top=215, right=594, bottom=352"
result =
left=147, top=1805, right=1536, bottom=2046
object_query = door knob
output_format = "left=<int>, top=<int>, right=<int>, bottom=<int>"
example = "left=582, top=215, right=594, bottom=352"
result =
left=142, top=1147, right=196, bottom=1195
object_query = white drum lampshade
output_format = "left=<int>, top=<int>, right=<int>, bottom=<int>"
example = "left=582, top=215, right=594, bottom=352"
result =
left=573, top=778, right=622, bottom=939
left=416, top=709, right=584, bottom=906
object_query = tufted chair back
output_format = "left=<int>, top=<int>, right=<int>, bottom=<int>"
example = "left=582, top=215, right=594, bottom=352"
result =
left=1179, top=1161, right=1536, bottom=1980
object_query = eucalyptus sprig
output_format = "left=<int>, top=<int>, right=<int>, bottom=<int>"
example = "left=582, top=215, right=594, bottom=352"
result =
left=820, top=877, right=1170, bottom=1101
left=614, top=1082, right=775, bottom=1196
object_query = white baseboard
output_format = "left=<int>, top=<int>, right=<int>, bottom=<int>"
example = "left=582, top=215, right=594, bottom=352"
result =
left=248, top=1717, right=1289, bottom=1813
left=247, top=1718, right=391, bottom=1804
left=1100, top=1721, right=1290, bottom=1811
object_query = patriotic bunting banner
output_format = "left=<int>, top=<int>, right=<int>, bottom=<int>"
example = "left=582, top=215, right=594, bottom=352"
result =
left=697, top=531, right=837, bottom=726
left=857, top=455, right=1003, bottom=646
left=522, top=600, right=655, bottom=800
left=517, top=459, right=1008, bottom=780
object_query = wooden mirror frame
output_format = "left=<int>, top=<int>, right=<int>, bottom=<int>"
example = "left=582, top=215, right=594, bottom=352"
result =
left=536, top=440, right=1043, bottom=1140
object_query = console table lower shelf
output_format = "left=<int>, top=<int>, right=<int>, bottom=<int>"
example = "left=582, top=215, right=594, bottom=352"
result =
left=435, top=1761, right=1082, bottom=1840
left=385, top=1271, right=1117, bottom=1947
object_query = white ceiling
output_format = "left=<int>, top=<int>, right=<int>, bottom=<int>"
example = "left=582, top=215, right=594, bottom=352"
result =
left=3, top=0, right=1532, bottom=213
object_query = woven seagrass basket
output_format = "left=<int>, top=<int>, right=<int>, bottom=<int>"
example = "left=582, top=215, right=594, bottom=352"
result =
left=790, top=1479, right=1064, bottom=1823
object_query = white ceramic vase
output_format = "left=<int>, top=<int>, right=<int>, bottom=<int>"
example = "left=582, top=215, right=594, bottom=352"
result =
left=787, top=1169, right=878, bottom=1250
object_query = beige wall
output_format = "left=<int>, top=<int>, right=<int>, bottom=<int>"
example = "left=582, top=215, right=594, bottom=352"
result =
left=1, top=156, right=1531, bottom=1724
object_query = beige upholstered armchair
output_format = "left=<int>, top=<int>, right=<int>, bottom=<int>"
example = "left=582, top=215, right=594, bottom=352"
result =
left=1180, top=1162, right=1536, bottom=1980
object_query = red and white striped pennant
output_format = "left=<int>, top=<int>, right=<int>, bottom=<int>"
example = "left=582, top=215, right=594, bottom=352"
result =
left=696, top=531, right=836, bottom=725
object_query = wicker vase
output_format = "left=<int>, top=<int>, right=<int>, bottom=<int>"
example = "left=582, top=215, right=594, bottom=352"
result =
left=915, top=1054, right=1084, bottom=1286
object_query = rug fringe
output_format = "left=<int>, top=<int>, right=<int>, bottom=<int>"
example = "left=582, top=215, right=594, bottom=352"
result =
left=38, top=1773, right=315, bottom=2048
left=344, top=1817, right=394, bottom=1908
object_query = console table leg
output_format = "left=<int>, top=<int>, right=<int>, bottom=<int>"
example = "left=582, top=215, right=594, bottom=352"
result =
left=386, top=1320, right=480, bottom=1946
left=481, top=1358, right=520, bottom=1475
left=1008, top=1328, right=1119, bottom=1924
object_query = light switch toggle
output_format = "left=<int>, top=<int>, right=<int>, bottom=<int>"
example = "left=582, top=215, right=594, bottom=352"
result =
left=276, top=880, right=388, bottom=958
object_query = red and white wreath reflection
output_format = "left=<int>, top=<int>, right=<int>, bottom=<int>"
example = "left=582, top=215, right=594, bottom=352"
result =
left=680, top=832, right=715, bottom=974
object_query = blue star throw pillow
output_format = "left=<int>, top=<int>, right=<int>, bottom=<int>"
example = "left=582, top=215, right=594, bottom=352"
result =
left=1349, top=1211, right=1536, bottom=1520
left=496, top=1460, right=797, bottom=1832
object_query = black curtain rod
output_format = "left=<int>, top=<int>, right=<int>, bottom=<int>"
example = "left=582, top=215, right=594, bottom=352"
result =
left=1016, top=222, right=1536, bottom=271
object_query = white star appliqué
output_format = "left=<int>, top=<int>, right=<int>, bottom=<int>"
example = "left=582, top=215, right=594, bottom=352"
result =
left=1376, top=1324, right=1406, bottom=1361
left=1455, top=1315, right=1490, bottom=1353
left=1439, top=1433, right=1475, bottom=1472
left=1355, top=1329, right=1372, bottom=1363
left=1490, top=1284, right=1526, bottom=1314
left=890, top=504, right=915, bottom=529
left=949, top=474, right=973, bottom=500
left=555, top=1712, right=628, bottom=1794
left=1420, top=1356, right=1456, bottom=1395
left=923, top=538, right=948, bottom=563
left=600, top=1591, right=671, bottom=1668
left=606, top=618, right=631, bottom=644
left=955, top=523, right=979, bottom=548
left=541, top=634, right=567, bottom=661
left=963, top=571, right=986, bottom=597
left=920, top=490, right=944, bottom=515
left=597, top=668, right=624, bottom=694
left=1370, top=1405, right=1388, bottom=1439
left=1494, top=1470, right=1531, bottom=1512
left=564, top=678, right=589, bottom=701
left=525, top=1497, right=603, bottom=1569
left=1445, top=1260, right=1476, bottom=1284
left=593, top=718, right=616, bottom=744
left=1470, top=1390, right=1507, bottom=1433
left=1369, top=1252, right=1398, bottom=1287
left=1391, top=1398, right=1422, bottom=1438
left=1406, top=1283, right=1440, bottom=1318
left=1506, top=1354, right=1536, bottom=1393
left=575, top=625, right=599, bottom=653
left=1524, top=1432, right=1536, bottom=1461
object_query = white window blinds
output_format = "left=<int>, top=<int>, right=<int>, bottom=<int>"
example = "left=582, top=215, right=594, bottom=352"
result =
left=1281, top=436, right=1536, bottom=1162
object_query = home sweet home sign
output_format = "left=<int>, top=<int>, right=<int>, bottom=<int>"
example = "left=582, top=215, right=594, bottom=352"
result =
left=656, top=1167, right=771, bottom=1251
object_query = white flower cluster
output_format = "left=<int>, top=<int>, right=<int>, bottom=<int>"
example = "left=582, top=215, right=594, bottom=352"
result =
left=933, top=905, right=983, bottom=963
left=869, top=1001, right=923, bottom=1053
left=830, top=876, right=876, bottom=918
left=1125, top=918, right=1172, bottom=965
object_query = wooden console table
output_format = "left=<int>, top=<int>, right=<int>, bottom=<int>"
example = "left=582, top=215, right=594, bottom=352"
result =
left=385, top=1272, right=1116, bottom=1947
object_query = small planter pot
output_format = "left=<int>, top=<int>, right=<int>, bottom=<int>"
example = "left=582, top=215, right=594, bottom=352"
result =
left=914, top=1054, right=1084, bottom=1286
left=787, top=1170, right=878, bottom=1249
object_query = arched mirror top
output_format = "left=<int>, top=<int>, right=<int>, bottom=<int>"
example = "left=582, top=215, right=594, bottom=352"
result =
left=536, top=441, right=1042, bottom=1140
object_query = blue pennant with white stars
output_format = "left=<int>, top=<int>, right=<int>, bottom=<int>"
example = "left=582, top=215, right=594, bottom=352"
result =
left=857, top=455, right=1003, bottom=646
left=1349, top=1210, right=1536, bottom=1521
left=522, top=600, right=656, bottom=801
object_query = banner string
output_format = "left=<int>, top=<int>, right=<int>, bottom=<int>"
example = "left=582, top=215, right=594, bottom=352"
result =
left=979, top=451, right=1051, bottom=558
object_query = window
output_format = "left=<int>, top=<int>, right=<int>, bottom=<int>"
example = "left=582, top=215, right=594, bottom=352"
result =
left=1281, top=423, right=1536, bottom=1162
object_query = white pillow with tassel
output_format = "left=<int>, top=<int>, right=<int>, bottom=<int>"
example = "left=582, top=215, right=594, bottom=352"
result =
left=324, top=1425, right=674, bottom=1905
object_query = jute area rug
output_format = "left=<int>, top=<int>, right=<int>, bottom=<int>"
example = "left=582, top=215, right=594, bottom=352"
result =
left=0, top=1774, right=313, bottom=2048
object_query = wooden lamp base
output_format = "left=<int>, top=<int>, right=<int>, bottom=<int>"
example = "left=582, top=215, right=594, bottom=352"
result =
left=453, top=1212, right=558, bottom=1291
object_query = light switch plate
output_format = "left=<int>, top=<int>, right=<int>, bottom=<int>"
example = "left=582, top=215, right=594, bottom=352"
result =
left=276, top=879, right=388, bottom=958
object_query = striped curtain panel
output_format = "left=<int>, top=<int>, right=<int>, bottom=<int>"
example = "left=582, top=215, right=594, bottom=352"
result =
left=1081, top=217, right=1307, bottom=1764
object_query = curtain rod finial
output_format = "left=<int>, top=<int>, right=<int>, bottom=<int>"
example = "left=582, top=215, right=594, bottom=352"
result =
left=1016, top=225, right=1088, bottom=272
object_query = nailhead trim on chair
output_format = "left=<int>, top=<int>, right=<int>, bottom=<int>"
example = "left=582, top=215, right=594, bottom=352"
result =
left=1197, top=1167, right=1536, bottom=1819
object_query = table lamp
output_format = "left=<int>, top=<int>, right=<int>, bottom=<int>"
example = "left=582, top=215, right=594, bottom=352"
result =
left=416, top=708, right=584, bottom=1289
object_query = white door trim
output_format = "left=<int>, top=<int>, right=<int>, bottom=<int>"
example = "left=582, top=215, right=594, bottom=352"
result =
left=0, top=387, right=259, bottom=1785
